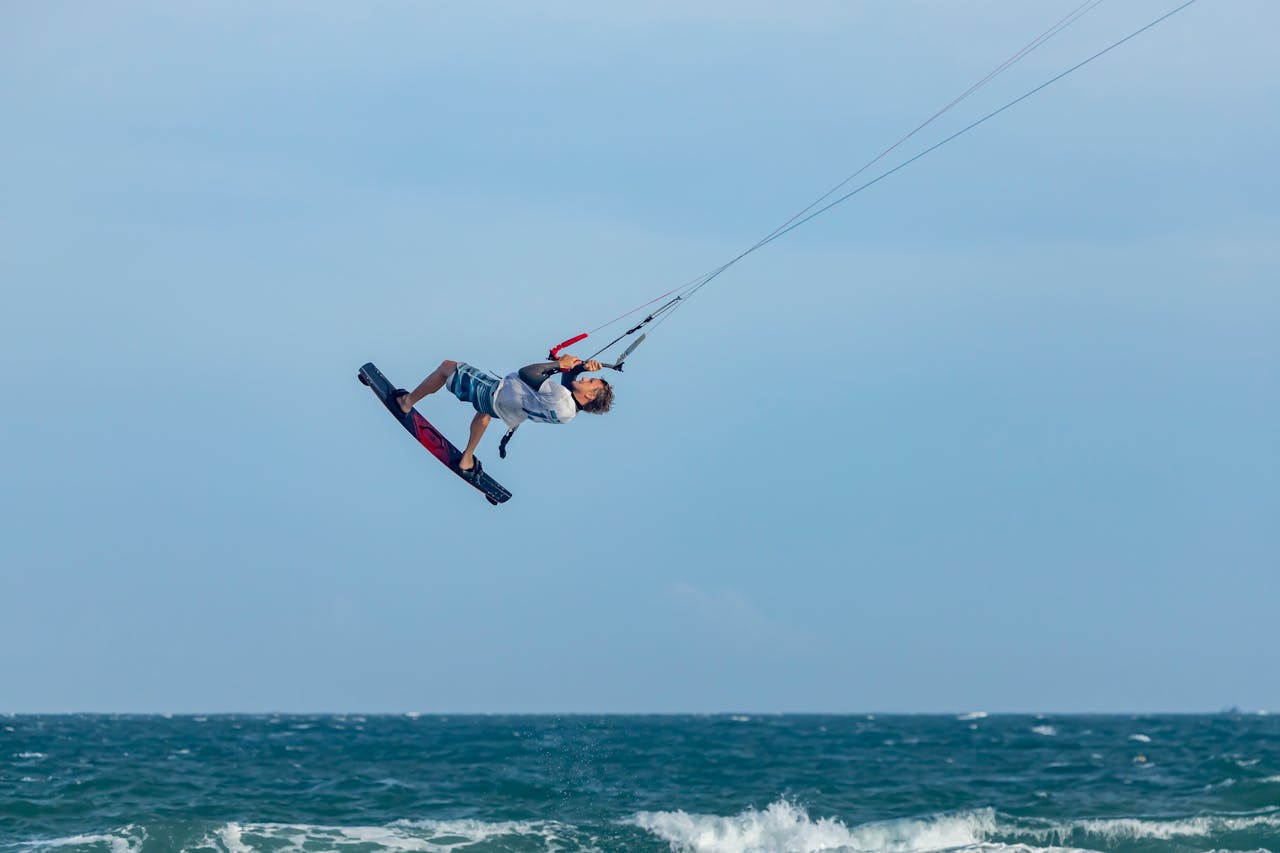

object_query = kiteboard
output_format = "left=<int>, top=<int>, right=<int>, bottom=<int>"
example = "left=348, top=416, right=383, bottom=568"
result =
left=358, top=362, right=512, bottom=506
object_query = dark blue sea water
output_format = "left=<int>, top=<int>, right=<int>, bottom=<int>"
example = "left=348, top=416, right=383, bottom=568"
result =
left=2, top=714, right=1277, bottom=852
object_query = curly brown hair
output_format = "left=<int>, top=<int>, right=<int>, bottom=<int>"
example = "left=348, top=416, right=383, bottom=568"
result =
left=582, top=379, right=614, bottom=414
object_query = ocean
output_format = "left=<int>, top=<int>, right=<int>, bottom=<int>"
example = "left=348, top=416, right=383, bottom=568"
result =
left=2, top=714, right=1277, bottom=852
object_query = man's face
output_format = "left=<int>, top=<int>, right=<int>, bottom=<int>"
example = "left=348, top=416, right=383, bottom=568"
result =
left=573, top=377, right=604, bottom=399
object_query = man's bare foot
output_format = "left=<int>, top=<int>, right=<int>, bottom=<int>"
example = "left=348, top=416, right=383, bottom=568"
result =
left=458, top=453, right=476, bottom=472
left=395, top=392, right=412, bottom=414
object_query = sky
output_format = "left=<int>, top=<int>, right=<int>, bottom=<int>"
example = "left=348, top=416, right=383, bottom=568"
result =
left=1, top=1, right=1276, bottom=714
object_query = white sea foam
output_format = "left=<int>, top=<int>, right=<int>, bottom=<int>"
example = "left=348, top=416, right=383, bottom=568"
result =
left=204, top=818, right=598, bottom=852
left=15, top=751, right=47, bottom=758
left=18, top=826, right=145, bottom=853
left=1021, top=812, right=1280, bottom=845
left=633, top=800, right=865, bottom=852
left=957, top=712, right=988, bottom=721
left=23, top=810, right=1275, bottom=853
left=1128, top=733, right=1152, bottom=743
left=1031, top=725, right=1058, bottom=736
left=217, top=823, right=251, bottom=853
left=631, top=800, right=1280, bottom=853
left=628, top=801, right=1075, bottom=853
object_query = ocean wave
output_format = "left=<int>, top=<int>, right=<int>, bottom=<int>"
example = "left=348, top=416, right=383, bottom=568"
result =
left=13, top=810, right=1280, bottom=853
left=630, top=800, right=1280, bottom=853
left=217, top=819, right=597, bottom=852
left=13, top=808, right=1280, bottom=853
left=12, top=826, right=146, bottom=853
left=630, top=801, right=1097, bottom=853
left=10, top=820, right=597, bottom=853
left=1020, top=811, right=1280, bottom=844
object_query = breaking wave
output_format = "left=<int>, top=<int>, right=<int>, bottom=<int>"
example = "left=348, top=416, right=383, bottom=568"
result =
left=11, top=806, right=1280, bottom=852
left=630, top=802, right=1075, bottom=852
left=629, top=800, right=1280, bottom=853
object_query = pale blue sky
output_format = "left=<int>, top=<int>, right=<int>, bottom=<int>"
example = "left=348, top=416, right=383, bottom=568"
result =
left=2, top=1, right=1276, bottom=713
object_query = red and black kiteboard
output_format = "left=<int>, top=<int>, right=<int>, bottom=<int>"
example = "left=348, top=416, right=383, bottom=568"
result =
left=358, top=362, right=512, bottom=506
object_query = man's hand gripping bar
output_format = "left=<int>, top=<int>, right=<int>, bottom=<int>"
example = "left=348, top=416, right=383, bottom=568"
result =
left=547, top=332, right=644, bottom=372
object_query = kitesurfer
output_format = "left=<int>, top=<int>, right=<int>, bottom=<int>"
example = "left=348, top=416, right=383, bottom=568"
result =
left=392, top=354, right=614, bottom=478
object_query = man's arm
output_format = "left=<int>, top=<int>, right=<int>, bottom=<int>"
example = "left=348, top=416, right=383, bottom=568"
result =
left=517, top=361, right=561, bottom=390
left=517, top=355, right=603, bottom=390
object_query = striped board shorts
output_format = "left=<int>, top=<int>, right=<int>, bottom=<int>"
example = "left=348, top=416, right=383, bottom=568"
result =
left=447, top=362, right=500, bottom=418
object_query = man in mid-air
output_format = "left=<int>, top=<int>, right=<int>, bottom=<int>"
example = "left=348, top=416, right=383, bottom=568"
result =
left=393, top=353, right=614, bottom=478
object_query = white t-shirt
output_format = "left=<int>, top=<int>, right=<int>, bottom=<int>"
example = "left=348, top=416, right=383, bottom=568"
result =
left=493, top=373, right=579, bottom=429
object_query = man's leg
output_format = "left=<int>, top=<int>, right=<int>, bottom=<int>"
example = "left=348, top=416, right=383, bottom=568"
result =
left=399, top=359, right=458, bottom=413
left=459, top=412, right=490, bottom=472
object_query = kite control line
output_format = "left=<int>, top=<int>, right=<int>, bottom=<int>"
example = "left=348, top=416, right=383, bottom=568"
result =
left=512, top=0, right=1199, bottom=459
left=540, top=0, right=1200, bottom=375
left=547, top=294, right=678, bottom=372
